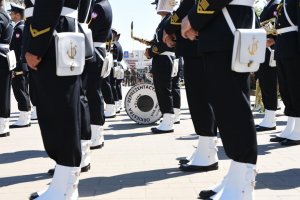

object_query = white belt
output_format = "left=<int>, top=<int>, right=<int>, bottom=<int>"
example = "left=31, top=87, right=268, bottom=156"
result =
left=25, top=7, right=78, bottom=19
left=277, top=26, right=298, bottom=34
left=0, top=44, right=9, bottom=49
left=160, top=51, right=175, bottom=57
left=229, top=0, right=255, bottom=7
left=94, top=42, right=106, bottom=48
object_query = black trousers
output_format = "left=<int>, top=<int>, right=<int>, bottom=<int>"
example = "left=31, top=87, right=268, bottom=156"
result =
left=0, top=59, right=12, bottom=118
left=83, top=48, right=105, bottom=126
left=277, top=56, right=300, bottom=117
left=102, top=75, right=115, bottom=104
left=152, top=55, right=174, bottom=114
left=257, top=49, right=278, bottom=111
left=109, top=69, right=119, bottom=102
left=29, top=71, right=37, bottom=106
left=12, top=72, right=31, bottom=112
left=196, top=51, right=257, bottom=164
left=116, top=79, right=123, bottom=100
left=172, top=68, right=181, bottom=109
left=183, top=56, right=216, bottom=137
left=31, top=60, right=82, bottom=167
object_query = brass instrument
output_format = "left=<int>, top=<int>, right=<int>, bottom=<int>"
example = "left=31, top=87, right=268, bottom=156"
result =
left=260, top=18, right=277, bottom=35
left=131, top=21, right=153, bottom=46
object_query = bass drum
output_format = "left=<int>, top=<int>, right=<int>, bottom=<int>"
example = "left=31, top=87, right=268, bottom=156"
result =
left=125, top=83, right=162, bottom=124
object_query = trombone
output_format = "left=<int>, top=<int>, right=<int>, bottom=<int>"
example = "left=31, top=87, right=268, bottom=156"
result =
left=130, top=21, right=153, bottom=46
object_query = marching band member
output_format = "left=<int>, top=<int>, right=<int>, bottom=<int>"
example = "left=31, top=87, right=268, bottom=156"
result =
left=147, top=0, right=177, bottom=134
left=0, top=0, right=13, bottom=138
left=9, top=3, right=32, bottom=129
left=163, top=0, right=219, bottom=172
left=181, top=0, right=258, bottom=199
left=274, top=0, right=300, bottom=146
left=25, top=0, right=84, bottom=198
left=256, top=0, right=281, bottom=132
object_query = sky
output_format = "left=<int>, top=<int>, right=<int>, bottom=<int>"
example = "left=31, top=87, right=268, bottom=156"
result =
left=109, top=0, right=268, bottom=53
left=109, top=0, right=162, bottom=52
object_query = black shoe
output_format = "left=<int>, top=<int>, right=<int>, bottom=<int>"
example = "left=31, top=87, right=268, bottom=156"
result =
left=178, top=158, right=189, bottom=165
left=0, top=132, right=10, bottom=137
left=199, top=190, right=216, bottom=199
left=90, top=142, right=104, bottom=150
left=48, top=163, right=91, bottom=176
left=256, top=125, right=276, bottom=132
left=151, top=127, right=174, bottom=134
left=270, top=136, right=286, bottom=142
left=174, top=121, right=180, bottom=124
left=47, top=168, right=54, bottom=176
left=9, top=123, right=31, bottom=128
left=29, top=192, right=39, bottom=200
left=281, top=139, right=300, bottom=146
left=105, top=115, right=116, bottom=118
left=81, top=163, right=91, bottom=172
left=179, top=162, right=218, bottom=172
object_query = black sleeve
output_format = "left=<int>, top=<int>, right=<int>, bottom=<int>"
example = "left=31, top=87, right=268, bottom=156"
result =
left=188, top=0, right=233, bottom=30
left=10, top=27, right=23, bottom=63
left=297, top=0, right=300, bottom=49
left=164, top=0, right=196, bottom=34
left=26, top=0, right=63, bottom=57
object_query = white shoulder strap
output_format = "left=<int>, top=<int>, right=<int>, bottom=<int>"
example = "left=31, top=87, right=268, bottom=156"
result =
left=222, top=7, right=255, bottom=34
left=84, top=0, right=92, bottom=23
left=283, top=0, right=295, bottom=26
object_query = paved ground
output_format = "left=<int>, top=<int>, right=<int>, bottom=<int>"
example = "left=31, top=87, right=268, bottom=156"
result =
left=0, top=86, right=300, bottom=200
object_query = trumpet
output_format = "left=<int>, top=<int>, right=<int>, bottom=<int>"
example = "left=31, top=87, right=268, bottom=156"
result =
left=260, top=18, right=277, bottom=35
left=131, top=21, right=153, bottom=46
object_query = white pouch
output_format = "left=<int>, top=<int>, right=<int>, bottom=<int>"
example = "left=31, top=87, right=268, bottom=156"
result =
left=268, top=47, right=276, bottom=67
left=0, top=50, right=17, bottom=71
left=55, top=32, right=85, bottom=76
left=100, top=51, right=113, bottom=78
left=79, top=23, right=94, bottom=60
left=223, top=8, right=266, bottom=73
left=171, top=58, right=179, bottom=77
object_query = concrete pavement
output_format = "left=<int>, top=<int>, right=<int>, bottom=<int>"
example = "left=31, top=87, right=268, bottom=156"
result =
left=0, top=86, right=299, bottom=200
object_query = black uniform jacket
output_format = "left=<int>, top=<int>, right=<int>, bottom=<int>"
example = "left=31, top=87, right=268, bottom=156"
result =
left=187, top=0, right=254, bottom=54
left=10, top=20, right=26, bottom=71
left=0, top=9, right=13, bottom=68
left=148, top=14, right=175, bottom=58
left=275, top=0, right=300, bottom=59
left=24, top=0, right=81, bottom=60
left=163, top=0, right=198, bottom=57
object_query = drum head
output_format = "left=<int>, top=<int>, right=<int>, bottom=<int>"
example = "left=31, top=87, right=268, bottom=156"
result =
left=125, top=83, right=162, bottom=124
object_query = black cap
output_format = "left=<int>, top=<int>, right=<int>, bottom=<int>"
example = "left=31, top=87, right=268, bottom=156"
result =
left=151, top=0, right=158, bottom=5
left=8, top=3, right=25, bottom=14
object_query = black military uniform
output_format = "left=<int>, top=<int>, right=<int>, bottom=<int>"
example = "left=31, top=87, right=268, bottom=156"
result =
left=0, top=2, right=13, bottom=137
left=113, top=39, right=124, bottom=106
left=101, top=30, right=117, bottom=117
left=256, top=0, right=280, bottom=132
left=164, top=0, right=218, bottom=172
left=25, top=0, right=88, bottom=199
left=275, top=0, right=300, bottom=146
left=24, top=0, right=82, bottom=167
left=84, top=0, right=112, bottom=128
left=185, top=0, right=258, bottom=199
left=9, top=4, right=32, bottom=128
left=148, top=6, right=176, bottom=133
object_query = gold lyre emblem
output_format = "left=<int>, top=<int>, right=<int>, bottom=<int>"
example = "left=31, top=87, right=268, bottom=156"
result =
left=248, top=36, right=259, bottom=56
left=67, top=41, right=77, bottom=71
left=67, top=41, right=77, bottom=60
